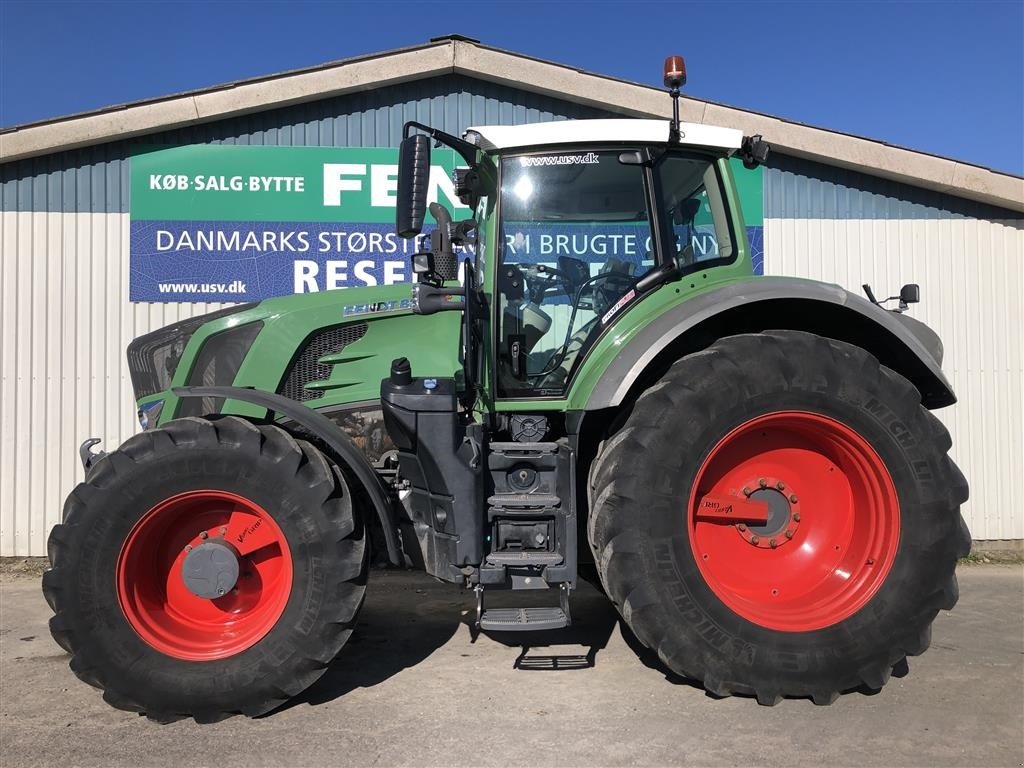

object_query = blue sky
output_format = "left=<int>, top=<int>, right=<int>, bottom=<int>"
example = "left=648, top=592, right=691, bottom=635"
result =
left=1, top=1, right=1022, bottom=175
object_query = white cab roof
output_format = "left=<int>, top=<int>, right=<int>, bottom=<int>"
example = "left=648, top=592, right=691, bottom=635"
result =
left=464, top=119, right=743, bottom=153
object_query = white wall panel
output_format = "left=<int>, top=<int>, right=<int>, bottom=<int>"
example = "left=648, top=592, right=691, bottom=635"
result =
left=764, top=214, right=1024, bottom=540
left=2, top=205, right=1023, bottom=553
left=0, top=210, right=232, bottom=555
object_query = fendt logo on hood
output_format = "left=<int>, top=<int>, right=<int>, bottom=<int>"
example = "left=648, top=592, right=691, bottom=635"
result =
left=342, top=298, right=415, bottom=317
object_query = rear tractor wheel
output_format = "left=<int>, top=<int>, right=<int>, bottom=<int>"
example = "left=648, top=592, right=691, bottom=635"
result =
left=43, top=416, right=367, bottom=721
left=589, top=330, right=969, bottom=704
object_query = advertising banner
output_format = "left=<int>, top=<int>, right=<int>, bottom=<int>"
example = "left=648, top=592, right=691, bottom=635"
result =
left=129, top=146, right=762, bottom=302
left=129, top=145, right=467, bottom=302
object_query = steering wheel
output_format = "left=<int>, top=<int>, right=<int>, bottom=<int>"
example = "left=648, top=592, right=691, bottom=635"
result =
left=528, top=265, right=640, bottom=381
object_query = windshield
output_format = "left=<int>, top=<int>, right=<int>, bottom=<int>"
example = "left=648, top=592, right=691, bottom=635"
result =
left=495, top=150, right=730, bottom=399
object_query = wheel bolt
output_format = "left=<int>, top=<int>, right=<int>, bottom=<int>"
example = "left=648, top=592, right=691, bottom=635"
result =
left=789, top=494, right=798, bottom=504
left=793, top=513, right=801, bottom=522
left=216, top=587, right=224, bottom=596
left=750, top=535, right=760, bottom=545
left=785, top=529, right=794, bottom=539
left=738, top=524, right=747, bottom=532
left=742, top=487, right=752, bottom=497
left=769, top=538, right=778, bottom=548
left=866, top=558, right=875, bottom=565
left=758, top=478, right=767, bottom=488
left=199, top=531, right=209, bottom=540
left=776, top=481, right=785, bottom=491
left=219, top=526, right=227, bottom=535
left=184, top=545, right=192, bottom=552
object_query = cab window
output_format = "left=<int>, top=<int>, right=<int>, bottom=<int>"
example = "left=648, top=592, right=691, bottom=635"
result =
left=495, top=150, right=653, bottom=398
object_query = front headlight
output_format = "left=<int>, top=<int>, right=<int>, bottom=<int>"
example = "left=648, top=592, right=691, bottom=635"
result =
left=126, top=304, right=257, bottom=400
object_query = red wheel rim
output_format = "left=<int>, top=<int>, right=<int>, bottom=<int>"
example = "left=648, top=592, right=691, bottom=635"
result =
left=116, top=490, right=293, bottom=660
left=687, top=411, right=899, bottom=632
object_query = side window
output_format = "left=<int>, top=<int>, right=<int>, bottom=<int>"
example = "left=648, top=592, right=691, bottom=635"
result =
left=657, top=157, right=734, bottom=269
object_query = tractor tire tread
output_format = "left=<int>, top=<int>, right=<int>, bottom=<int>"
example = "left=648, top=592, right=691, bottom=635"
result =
left=44, top=415, right=367, bottom=722
left=588, top=330, right=968, bottom=705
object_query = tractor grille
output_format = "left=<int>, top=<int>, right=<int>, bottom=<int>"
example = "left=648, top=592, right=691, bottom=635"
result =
left=277, top=323, right=368, bottom=402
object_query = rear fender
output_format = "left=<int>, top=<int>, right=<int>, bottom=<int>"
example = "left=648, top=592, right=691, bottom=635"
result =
left=585, top=277, right=955, bottom=411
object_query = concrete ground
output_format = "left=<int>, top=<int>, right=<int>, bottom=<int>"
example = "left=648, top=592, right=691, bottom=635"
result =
left=1, top=564, right=1021, bottom=768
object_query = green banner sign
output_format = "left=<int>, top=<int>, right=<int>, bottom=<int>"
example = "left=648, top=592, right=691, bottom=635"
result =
left=131, top=145, right=465, bottom=223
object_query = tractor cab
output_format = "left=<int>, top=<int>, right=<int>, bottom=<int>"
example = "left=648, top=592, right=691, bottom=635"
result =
left=378, top=58, right=772, bottom=626
left=395, top=116, right=768, bottom=407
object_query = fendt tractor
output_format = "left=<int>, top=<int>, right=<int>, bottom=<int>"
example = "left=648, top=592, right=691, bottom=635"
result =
left=44, top=57, right=969, bottom=721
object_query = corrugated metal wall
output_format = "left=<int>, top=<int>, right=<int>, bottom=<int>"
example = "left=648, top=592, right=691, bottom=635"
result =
left=2, top=75, right=1022, bottom=554
left=764, top=155, right=1024, bottom=540
left=0, top=76, right=610, bottom=556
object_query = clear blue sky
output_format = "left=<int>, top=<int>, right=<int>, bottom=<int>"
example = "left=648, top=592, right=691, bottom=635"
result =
left=1, top=0, right=1022, bottom=175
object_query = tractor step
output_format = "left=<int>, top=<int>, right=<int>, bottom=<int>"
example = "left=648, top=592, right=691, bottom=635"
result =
left=485, top=550, right=563, bottom=566
left=474, top=583, right=573, bottom=631
left=486, top=493, right=561, bottom=509
left=478, top=606, right=569, bottom=632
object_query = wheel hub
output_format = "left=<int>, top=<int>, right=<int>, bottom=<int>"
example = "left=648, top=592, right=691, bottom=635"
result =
left=116, top=490, right=293, bottom=660
left=687, top=411, right=900, bottom=632
left=737, top=476, right=801, bottom=549
left=181, top=539, right=240, bottom=598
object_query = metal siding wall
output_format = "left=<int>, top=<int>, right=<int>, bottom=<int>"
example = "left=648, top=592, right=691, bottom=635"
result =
left=3, top=75, right=1021, bottom=551
left=0, top=75, right=609, bottom=213
left=764, top=157, right=1024, bottom=541
left=0, top=76, right=611, bottom=555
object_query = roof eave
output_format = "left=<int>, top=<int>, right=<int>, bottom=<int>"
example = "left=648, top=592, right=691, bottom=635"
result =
left=1, top=37, right=1020, bottom=213
left=0, top=40, right=457, bottom=164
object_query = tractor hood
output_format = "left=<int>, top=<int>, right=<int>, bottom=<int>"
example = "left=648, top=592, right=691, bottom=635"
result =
left=130, top=283, right=463, bottom=426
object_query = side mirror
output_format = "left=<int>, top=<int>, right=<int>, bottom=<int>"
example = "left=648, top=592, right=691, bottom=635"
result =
left=397, top=134, right=431, bottom=239
left=900, top=284, right=920, bottom=305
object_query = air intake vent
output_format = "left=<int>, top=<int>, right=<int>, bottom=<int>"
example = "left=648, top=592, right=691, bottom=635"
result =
left=277, top=323, right=368, bottom=402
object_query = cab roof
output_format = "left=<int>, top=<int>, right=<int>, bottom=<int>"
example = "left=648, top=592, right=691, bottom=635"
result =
left=464, top=119, right=743, bottom=153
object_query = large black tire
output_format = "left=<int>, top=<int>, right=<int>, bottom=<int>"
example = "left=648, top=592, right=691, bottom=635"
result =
left=588, top=330, right=969, bottom=704
left=43, top=416, right=367, bottom=722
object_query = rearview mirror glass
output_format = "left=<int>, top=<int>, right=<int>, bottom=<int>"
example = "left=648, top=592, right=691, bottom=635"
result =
left=397, top=134, right=431, bottom=239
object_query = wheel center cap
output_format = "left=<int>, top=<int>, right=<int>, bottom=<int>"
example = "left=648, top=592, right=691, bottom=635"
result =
left=181, top=539, right=240, bottom=599
left=736, top=476, right=802, bottom=549
left=747, top=489, right=791, bottom=536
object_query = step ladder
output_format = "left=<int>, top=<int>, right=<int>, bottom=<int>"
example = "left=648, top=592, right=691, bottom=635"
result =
left=475, top=583, right=572, bottom=632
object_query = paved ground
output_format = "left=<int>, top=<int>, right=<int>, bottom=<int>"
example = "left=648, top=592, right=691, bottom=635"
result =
left=1, top=564, right=1021, bottom=768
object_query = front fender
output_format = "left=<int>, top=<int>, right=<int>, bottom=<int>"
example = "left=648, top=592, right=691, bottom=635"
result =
left=585, top=277, right=955, bottom=410
left=173, top=385, right=403, bottom=565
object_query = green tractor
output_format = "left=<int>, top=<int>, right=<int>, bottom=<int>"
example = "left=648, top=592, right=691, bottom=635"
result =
left=44, top=57, right=969, bottom=720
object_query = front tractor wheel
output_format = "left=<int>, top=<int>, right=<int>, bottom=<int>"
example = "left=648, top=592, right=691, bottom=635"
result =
left=589, top=331, right=969, bottom=705
left=43, top=416, right=367, bottom=721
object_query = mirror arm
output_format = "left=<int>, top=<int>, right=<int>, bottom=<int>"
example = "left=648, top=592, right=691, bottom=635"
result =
left=403, top=121, right=479, bottom=168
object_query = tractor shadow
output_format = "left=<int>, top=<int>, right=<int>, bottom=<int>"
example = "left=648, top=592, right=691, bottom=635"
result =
left=276, top=568, right=468, bottom=712
left=276, top=570, right=622, bottom=714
